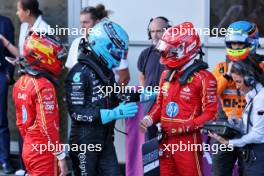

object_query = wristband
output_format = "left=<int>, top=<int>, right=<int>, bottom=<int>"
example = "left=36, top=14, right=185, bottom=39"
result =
left=143, top=115, right=153, bottom=127
left=55, top=151, right=66, bottom=161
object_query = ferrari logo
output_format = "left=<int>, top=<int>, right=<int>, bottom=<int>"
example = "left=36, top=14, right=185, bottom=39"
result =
left=187, top=76, right=193, bottom=83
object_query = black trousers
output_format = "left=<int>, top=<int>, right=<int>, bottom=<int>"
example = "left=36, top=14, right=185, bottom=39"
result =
left=0, top=71, right=10, bottom=165
left=69, top=123, right=120, bottom=176
left=243, top=143, right=264, bottom=176
left=212, top=141, right=244, bottom=176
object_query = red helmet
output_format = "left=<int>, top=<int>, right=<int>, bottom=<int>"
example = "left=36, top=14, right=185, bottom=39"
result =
left=156, top=22, right=200, bottom=69
left=23, top=32, right=67, bottom=77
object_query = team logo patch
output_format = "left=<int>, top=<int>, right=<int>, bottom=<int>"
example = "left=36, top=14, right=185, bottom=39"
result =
left=22, top=105, right=27, bottom=123
left=166, top=102, right=179, bottom=117
left=187, top=76, right=193, bottom=83
left=183, top=86, right=190, bottom=93
left=73, top=72, right=81, bottom=82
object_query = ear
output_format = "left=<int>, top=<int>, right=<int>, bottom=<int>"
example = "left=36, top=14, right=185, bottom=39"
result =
left=26, top=9, right=31, bottom=16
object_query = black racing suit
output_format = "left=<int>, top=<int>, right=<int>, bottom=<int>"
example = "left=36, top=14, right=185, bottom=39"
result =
left=65, top=52, right=139, bottom=176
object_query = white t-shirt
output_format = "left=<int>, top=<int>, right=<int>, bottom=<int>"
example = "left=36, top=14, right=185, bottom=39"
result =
left=19, top=16, right=50, bottom=55
left=65, top=37, right=129, bottom=79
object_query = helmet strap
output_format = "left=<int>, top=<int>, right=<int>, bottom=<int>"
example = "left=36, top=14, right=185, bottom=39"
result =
left=164, top=69, right=177, bottom=82
left=198, top=47, right=205, bottom=61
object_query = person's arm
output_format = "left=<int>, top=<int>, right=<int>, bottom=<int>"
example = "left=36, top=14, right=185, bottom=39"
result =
left=0, top=34, right=19, bottom=57
left=193, top=72, right=218, bottom=126
left=213, top=62, right=230, bottom=96
left=13, top=78, right=27, bottom=140
left=230, top=95, right=264, bottom=147
left=139, top=70, right=167, bottom=131
left=2, top=19, right=15, bottom=83
left=33, top=79, right=66, bottom=160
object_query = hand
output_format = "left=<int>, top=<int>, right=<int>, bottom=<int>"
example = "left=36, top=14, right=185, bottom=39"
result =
left=100, top=102, right=138, bottom=124
left=208, top=131, right=229, bottom=145
left=162, top=120, right=195, bottom=136
left=139, top=115, right=153, bottom=132
left=58, top=159, right=68, bottom=176
left=140, top=90, right=157, bottom=103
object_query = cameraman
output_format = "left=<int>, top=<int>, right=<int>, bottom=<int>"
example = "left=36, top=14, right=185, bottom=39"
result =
left=210, top=58, right=264, bottom=176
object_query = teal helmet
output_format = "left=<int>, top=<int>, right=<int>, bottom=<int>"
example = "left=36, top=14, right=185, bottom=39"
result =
left=88, top=19, right=129, bottom=69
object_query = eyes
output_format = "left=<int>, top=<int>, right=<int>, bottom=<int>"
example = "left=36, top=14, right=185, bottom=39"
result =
left=234, top=80, right=242, bottom=84
left=80, top=21, right=90, bottom=25
left=150, top=29, right=164, bottom=34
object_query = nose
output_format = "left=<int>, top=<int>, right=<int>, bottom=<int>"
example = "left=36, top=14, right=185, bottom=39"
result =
left=232, top=44, right=240, bottom=49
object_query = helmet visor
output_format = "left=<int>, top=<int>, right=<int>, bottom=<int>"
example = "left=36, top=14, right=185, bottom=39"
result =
left=156, top=40, right=184, bottom=59
left=110, top=47, right=128, bottom=61
left=225, top=32, right=248, bottom=43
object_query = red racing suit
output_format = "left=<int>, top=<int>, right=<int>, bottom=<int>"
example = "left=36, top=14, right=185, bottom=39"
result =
left=147, top=69, right=218, bottom=176
left=13, top=74, right=63, bottom=176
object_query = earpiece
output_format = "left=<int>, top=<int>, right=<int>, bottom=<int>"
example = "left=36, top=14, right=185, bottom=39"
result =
left=147, top=16, right=171, bottom=40
left=244, top=75, right=256, bottom=87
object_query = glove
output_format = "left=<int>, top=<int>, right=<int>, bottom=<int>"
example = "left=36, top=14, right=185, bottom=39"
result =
left=140, top=90, right=157, bottom=103
left=100, top=102, right=138, bottom=124
left=162, top=120, right=195, bottom=136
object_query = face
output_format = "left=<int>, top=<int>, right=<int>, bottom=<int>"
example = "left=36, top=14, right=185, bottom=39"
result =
left=231, top=43, right=246, bottom=49
left=149, top=19, right=168, bottom=45
left=16, top=1, right=30, bottom=23
left=80, top=13, right=99, bottom=36
left=231, top=72, right=251, bottom=94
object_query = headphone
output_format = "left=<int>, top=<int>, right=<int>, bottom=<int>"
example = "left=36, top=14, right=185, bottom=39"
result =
left=147, top=16, right=172, bottom=40
left=232, top=62, right=256, bottom=87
